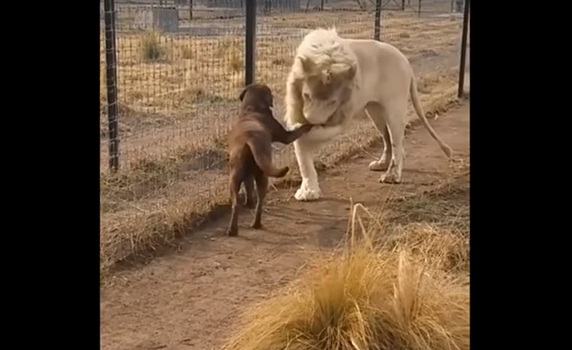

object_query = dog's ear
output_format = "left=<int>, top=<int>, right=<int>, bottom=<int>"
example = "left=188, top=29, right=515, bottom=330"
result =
left=239, top=86, right=249, bottom=101
left=264, top=89, right=274, bottom=108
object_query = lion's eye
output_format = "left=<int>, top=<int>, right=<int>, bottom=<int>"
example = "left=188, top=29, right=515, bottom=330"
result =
left=303, top=92, right=311, bottom=100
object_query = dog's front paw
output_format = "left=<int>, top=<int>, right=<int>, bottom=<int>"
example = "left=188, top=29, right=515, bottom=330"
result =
left=294, top=185, right=323, bottom=201
left=300, top=123, right=314, bottom=132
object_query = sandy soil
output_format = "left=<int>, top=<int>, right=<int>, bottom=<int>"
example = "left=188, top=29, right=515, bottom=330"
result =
left=100, top=102, right=470, bottom=350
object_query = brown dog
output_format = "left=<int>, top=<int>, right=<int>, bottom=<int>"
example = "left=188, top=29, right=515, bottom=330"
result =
left=226, top=83, right=313, bottom=236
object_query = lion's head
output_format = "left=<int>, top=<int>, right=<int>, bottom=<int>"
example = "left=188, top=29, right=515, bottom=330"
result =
left=298, top=57, right=356, bottom=124
left=288, top=28, right=358, bottom=125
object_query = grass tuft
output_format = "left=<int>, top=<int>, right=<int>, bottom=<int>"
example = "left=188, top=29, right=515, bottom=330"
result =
left=140, top=29, right=165, bottom=62
left=222, top=202, right=469, bottom=350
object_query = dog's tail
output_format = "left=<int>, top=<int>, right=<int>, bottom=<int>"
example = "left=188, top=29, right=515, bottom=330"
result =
left=246, top=140, right=289, bottom=178
left=409, top=74, right=453, bottom=158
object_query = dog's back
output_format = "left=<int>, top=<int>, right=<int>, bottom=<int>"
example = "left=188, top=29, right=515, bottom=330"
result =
left=228, top=113, right=289, bottom=179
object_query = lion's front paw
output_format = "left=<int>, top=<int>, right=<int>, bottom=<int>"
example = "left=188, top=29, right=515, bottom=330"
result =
left=294, top=185, right=323, bottom=201
left=369, top=159, right=390, bottom=172
left=379, top=171, right=402, bottom=184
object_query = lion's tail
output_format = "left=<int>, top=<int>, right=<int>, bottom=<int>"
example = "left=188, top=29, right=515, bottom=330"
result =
left=409, top=75, right=453, bottom=158
left=246, top=140, right=289, bottom=178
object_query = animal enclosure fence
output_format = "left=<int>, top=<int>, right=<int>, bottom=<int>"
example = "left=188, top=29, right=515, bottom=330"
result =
left=100, top=0, right=468, bottom=270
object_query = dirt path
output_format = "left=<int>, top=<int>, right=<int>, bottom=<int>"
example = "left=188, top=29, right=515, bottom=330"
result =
left=100, top=102, right=470, bottom=350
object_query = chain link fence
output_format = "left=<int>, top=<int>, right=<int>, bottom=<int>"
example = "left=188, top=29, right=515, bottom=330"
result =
left=100, top=0, right=467, bottom=271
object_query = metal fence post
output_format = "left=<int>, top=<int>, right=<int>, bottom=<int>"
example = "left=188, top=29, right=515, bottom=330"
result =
left=104, top=0, right=119, bottom=173
left=189, top=0, right=193, bottom=21
left=374, top=0, right=382, bottom=41
left=457, top=0, right=469, bottom=98
left=245, top=0, right=257, bottom=86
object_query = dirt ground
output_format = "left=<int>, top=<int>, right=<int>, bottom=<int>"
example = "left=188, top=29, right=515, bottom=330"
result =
left=100, top=102, right=470, bottom=350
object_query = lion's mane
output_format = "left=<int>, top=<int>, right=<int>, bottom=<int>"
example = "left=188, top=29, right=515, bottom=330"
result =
left=285, top=28, right=358, bottom=127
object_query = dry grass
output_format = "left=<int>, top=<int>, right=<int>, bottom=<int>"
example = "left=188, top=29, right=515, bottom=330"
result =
left=140, top=29, right=166, bottom=62
left=223, top=248, right=469, bottom=350
left=221, top=185, right=469, bottom=350
left=99, top=10, right=465, bottom=277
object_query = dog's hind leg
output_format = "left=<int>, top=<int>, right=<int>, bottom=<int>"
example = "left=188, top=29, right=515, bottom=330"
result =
left=364, top=103, right=392, bottom=172
left=251, top=173, right=268, bottom=229
left=227, top=169, right=243, bottom=236
left=243, top=175, right=256, bottom=208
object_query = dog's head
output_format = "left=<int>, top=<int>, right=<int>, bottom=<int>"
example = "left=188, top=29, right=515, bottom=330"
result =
left=239, top=83, right=274, bottom=113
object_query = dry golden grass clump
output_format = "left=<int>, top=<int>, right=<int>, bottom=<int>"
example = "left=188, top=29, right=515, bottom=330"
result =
left=218, top=39, right=244, bottom=73
left=180, top=45, right=194, bottom=59
left=140, top=29, right=166, bottom=62
left=382, top=223, right=469, bottom=275
left=222, top=205, right=469, bottom=350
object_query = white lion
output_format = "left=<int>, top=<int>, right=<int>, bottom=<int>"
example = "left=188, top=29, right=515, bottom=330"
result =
left=284, top=28, right=453, bottom=201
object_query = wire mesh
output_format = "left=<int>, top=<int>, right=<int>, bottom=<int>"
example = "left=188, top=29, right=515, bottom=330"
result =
left=99, top=0, right=464, bottom=268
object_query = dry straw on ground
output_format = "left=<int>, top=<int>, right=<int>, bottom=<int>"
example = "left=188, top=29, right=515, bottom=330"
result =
left=222, top=203, right=469, bottom=350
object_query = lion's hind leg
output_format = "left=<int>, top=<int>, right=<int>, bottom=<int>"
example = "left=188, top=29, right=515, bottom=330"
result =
left=364, top=103, right=392, bottom=172
left=379, top=101, right=408, bottom=184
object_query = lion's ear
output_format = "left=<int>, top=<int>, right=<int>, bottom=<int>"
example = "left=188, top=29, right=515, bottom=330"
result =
left=346, top=64, right=357, bottom=80
left=330, top=63, right=356, bottom=80
left=298, top=56, right=316, bottom=74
